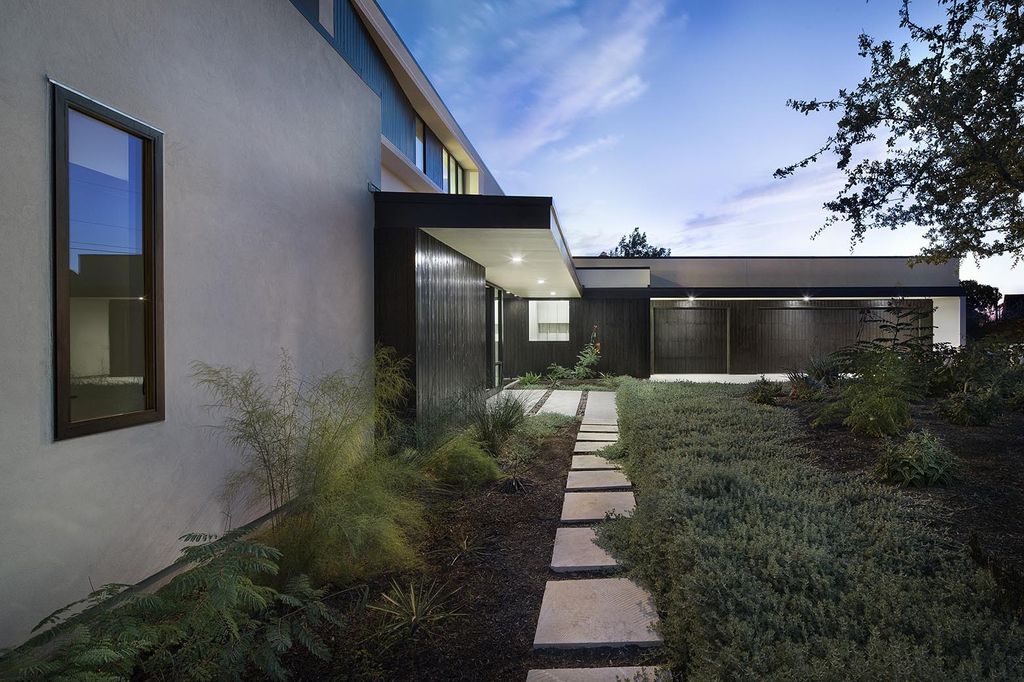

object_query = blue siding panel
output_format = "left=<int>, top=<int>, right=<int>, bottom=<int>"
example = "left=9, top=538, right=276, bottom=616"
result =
left=292, top=0, right=417, bottom=162
left=423, top=128, right=443, bottom=188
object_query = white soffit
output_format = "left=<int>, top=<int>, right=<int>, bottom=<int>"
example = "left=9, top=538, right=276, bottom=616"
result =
left=423, top=228, right=580, bottom=298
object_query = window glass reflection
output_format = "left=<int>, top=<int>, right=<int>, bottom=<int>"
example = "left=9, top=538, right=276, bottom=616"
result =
left=68, top=110, right=146, bottom=421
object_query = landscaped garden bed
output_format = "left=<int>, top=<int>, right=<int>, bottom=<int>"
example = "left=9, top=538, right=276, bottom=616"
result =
left=0, top=352, right=608, bottom=681
left=600, top=379, right=1024, bottom=679
left=788, top=400, right=1024, bottom=576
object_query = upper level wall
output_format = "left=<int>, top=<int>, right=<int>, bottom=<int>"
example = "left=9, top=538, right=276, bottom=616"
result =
left=572, top=257, right=961, bottom=290
left=0, top=0, right=380, bottom=647
left=291, top=0, right=503, bottom=196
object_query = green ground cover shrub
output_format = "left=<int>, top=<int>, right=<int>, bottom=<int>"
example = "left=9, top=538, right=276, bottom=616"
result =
left=875, top=430, right=960, bottom=487
left=193, top=348, right=429, bottom=588
left=599, top=379, right=1023, bottom=680
left=0, top=532, right=338, bottom=681
left=428, top=432, right=500, bottom=491
left=517, top=371, right=542, bottom=386
left=813, top=349, right=919, bottom=436
left=746, top=376, right=784, bottom=404
left=469, top=392, right=527, bottom=458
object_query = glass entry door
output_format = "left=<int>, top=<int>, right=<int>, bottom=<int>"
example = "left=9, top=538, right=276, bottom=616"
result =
left=486, top=285, right=504, bottom=388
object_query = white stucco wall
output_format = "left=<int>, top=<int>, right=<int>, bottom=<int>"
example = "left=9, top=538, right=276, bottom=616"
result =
left=932, top=296, right=966, bottom=346
left=381, top=165, right=414, bottom=192
left=0, top=0, right=380, bottom=646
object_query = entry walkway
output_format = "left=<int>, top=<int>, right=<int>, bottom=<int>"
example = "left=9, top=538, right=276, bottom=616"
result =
left=527, top=391, right=668, bottom=681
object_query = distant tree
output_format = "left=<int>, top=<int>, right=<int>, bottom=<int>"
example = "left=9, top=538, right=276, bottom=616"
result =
left=961, top=278, right=1002, bottom=336
left=601, top=227, right=672, bottom=257
left=776, top=0, right=1024, bottom=264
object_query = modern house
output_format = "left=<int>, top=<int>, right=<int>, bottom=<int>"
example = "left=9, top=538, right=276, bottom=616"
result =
left=0, top=0, right=964, bottom=647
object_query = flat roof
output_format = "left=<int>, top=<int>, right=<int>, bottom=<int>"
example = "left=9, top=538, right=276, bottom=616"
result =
left=374, top=192, right=581, bottom=298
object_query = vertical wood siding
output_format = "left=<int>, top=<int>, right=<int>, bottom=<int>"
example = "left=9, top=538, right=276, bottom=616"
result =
left=651, top=299, right=934, bottom=373
left=503, top=297, right=651, bottom=378
left=653, top=308, right=728, bottom=373
left=375, top=228, right=489, bottom=415
left=415, top=232, right=487, bottom=415
left=291, top=0, right=418, bottom=160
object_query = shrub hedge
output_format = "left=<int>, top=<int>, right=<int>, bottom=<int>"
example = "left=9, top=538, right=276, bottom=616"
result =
left=599, top=379, right=1023, bottom=680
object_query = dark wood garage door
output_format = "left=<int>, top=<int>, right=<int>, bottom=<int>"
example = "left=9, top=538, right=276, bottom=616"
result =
left=757, top=306, right=867, bottom=372
left=653, top=308, right=728, bottom=373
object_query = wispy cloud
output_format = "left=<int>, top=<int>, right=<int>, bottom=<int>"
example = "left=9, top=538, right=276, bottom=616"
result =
left=407, top=0, right=667, bottom=170
left=555, top=134, right=622, bottom=161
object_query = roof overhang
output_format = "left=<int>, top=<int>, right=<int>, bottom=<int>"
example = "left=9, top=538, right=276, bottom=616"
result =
left=374, top=192, right=581, bottom=298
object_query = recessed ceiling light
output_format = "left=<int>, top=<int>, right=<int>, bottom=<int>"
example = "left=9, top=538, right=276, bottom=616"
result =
left=511, top=255, right=523, bottom=264
left=550, top=291, right=556, bottom=296
left=537, top=279, right=545, bottom=284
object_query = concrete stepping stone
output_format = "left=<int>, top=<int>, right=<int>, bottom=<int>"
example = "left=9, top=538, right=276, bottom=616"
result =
left=499, top=389, right=546, bottom=413
left=561, top=491, right=635, bottom=522
left=583, top=391, right=618, bottom=422
left=566, top=469, right=631, bottom=491
left=575, top=441, right=614, bottom=452
left=571, top=455, right=621, bottom=470
left=576, top=432, right=618, bottom=442
left=533, top=578, right=662, bottom=649
left=578, top=424, right=619, bottom=433
left=581, top=418, right=618, bottom=426
left=551, top=527, right=619, bottom=573
left=540, top=390, right=583, bottom=417
left=526, top=667, right=670, bottom=681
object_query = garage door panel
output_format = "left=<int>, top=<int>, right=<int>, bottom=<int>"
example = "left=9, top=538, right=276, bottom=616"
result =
left=654, top=308, right=727, bottom=373
left=758, top=307, right=866, bottom=372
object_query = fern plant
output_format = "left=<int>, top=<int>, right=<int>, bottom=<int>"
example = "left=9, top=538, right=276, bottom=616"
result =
left=518, top=372, right=543, bottom=387
left=0, top=532, right=339, bottom=682
left=814, top=350, right=920, bottom=436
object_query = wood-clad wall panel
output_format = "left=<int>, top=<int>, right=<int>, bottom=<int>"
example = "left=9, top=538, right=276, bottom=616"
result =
left=503, top=297, right=650, bottom=378
left=415, top=231, right=487, bottom=414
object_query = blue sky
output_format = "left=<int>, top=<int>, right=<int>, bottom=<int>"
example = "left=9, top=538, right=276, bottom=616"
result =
left=378, top=0, right=1022, bottom=293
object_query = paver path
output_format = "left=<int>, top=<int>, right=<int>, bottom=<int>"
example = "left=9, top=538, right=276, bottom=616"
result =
left=575, top=432, right=618, bottom=441
left=550, top=528, right=618, bottom=572
left=565, top=469, right=632, bottom=491
left=533, top=578, right=663, bottom=649
left=539, top=390, right=584, bottom=416
left=581, top=390, right=617, bottom=422
left=570, top=455, right=621, bottom=470
left=498, top=388, right=548, bottom=413
left=574, top=441, right=614, bottom=453
left=529, top=390, right=667, bottom=679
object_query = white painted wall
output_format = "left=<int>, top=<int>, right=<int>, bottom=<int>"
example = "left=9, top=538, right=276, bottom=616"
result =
left=381, top=165, right=414, bottom=192
left=933, top=296, right=966, bottom=346
left=0, top=0, right=380, bottom=646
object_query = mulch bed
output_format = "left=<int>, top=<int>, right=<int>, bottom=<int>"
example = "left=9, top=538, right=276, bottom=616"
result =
left=297, top=419, right=651, bottom=680
left=784, top=399, right=1024, bottom=575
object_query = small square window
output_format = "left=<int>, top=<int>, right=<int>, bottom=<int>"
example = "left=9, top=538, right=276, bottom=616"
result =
left=529, top=300, right=570, bottom=341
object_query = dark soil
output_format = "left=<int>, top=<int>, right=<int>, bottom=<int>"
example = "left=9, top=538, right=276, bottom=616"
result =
left=297, top=419, right=654, bottom=681
left=784, top=398, right=1024, bottom=575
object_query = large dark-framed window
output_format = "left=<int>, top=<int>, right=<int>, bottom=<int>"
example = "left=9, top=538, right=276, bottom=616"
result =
left=52, top=83, right=164, bottom=440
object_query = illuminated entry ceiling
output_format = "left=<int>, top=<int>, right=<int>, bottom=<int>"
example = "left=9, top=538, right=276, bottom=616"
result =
left=374, top=192, right=580, bottom=299
left=423, top=227, right=579, bottom=298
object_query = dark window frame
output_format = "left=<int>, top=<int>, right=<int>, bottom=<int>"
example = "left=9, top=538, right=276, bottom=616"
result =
left=52, top=83, right=165, bottom=440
